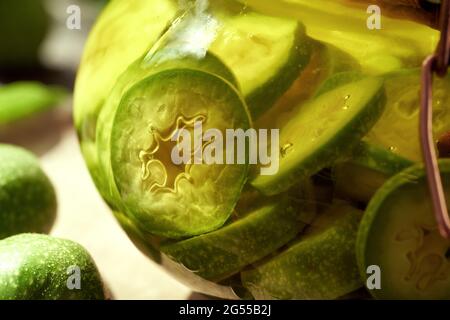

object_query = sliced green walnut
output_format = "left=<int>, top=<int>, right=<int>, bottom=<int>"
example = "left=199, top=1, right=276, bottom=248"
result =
left=210, top=10, right=312, bottom=118
left=366, top=69, right=450, bottom=162
left=251, top=77, right=386, bottom=196
left=255, top=41, right=360, bottom=131
left=357, top=160, right=450, bottom=300
left=0, top=234, right=105, bottom=300
left=334, top=141, right=413, bottom=203
left=236, top=0, right=437, bottom=74
left=0, top=144, right=57, bottom=239
left=161, top=190, right=315, bottom=282
left=110, top=69, right=251, bottom=238
left=241, top=203, right=363, bottom=300
left=93, top=3, right=240, bottom=206
left=95, top=50, right=239, bottom=207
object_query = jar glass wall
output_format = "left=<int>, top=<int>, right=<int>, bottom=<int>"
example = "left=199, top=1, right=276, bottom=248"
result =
left=74, top=0, right=450, bottom=299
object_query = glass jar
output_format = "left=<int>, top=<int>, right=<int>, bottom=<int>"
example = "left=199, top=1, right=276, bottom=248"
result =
left=74, top=0, right=450, bottom=299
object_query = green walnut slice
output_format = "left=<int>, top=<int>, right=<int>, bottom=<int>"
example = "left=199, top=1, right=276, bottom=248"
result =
left=161, top=190, right=315, bottom=281
left=110, top=69, right=251, bottom=238
left=242, top=203, right=363, bottom=300
left=357, top=160, right=450, bottom=299
left=251, top=77, right=386, bottom=195
left=366, top=69, right=450, bottom=162
left=210, top=9, right=312, bottom=118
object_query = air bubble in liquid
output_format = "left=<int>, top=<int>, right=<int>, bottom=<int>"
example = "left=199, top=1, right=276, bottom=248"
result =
left=281, top=143, right=293, bottom=157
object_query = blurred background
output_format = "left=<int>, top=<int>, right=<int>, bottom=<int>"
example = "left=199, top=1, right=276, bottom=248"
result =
left=0, top=0, right=194, bottom=299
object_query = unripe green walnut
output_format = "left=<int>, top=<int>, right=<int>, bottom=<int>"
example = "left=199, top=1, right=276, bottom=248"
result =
left=0, top=144, right=57, bottom=239
left=0, top=234, right=105, bottom=300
